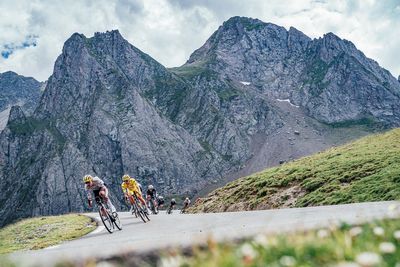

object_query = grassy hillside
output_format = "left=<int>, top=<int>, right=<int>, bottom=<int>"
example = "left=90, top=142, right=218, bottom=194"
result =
left=190, top=129, right=400, bottom=213
left=0, top=214, right=96, bottom=254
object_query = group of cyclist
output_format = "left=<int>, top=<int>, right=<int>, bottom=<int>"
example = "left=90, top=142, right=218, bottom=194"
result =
left=83, top=174, right=191, bottom=216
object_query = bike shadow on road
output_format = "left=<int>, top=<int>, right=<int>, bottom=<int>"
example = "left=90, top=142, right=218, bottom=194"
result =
left=122, top=220, right=149, bottom=227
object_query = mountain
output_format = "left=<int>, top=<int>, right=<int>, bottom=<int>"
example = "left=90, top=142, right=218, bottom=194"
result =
left=0, top=71, right=42, bottom=130
left=1, top=16, right=400, bottom=226
left=189, top=128, right=400, bottom=213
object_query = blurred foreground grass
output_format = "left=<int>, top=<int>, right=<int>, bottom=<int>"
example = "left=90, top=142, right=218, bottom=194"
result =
left=158, top=216, right=400, bottom=267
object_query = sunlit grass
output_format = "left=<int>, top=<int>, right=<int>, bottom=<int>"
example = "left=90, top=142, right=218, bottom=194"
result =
left=191, top=129, right=400, bottom=212
left=0, top=214, right=96, bottom=254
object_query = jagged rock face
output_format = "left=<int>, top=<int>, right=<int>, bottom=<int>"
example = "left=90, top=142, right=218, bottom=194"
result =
left=184, top=17, right=400, bottom=126
left=0, top=31, right=230, bottom=226
left=1, top=17, right=400, bottom=226
left=0, top=71, right=42, bottom=129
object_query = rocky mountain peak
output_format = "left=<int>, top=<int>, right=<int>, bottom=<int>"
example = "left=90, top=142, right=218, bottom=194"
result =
left=0, top=71, right=42, bottom=126
left=1, top=71, right=18, bottom=78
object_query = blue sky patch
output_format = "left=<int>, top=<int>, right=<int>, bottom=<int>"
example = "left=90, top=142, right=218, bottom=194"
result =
left=1, top=35, right=38, bottom=59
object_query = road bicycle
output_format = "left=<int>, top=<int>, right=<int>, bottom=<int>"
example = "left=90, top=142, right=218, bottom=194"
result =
left=95, top=196, right=122, bottom=234
left=126, top=193, right=150, bottom=223
left=167, top=204, right=175, bottom=214
left=180, top=204, right=189, bottom=214
left=147, top=195, right=159, bottom=215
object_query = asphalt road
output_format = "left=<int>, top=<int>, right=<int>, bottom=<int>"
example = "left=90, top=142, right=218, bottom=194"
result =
left=8, top=201, right=399, bottom=266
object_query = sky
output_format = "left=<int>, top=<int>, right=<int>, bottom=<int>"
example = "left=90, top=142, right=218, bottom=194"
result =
left=0, top=0, right=399, bottom=81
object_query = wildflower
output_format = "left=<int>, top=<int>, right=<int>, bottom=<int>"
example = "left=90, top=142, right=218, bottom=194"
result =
left=159, top=255, right=184, bottom=267
left=388, top=204, right=398, bottom=211
left=239, top=243, right=258, bottom=264
left=349, top=227, right=363, bottom=237
left=317, top=229, right=329, bottom=238
left=387, top=204, right=399, bottom=218
left=373, top=227, right=384, bottom=237
left=279, top=255, right=296, bottom=266
left=355, top=252, right=381, bottom=267
left=394, top=230, right=400, bottom=240
left=379, top=242, right=396, bottom=254
left=253, top=234, right=269, bottom=247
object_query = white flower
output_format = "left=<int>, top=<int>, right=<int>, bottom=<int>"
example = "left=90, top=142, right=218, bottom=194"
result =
left=379, top=242, right=396, bottom=254
left=317, top=229, right=329, bottom=238
left=239, top=243, right=258, bottom=260
left=279, top=255, right=296, bottom=266
left=349, top=227, right=363, bottom=237
left=253, top=234, right=269, bottom=247
left=387, top=204, right=399, bottom=218
left=394, top=230, right=400, bottom=240
left=373, top=227, right=384, bottom=237
left=355, top=252, right=381, bottom=267
left=159, top=256, right=184, bottom=267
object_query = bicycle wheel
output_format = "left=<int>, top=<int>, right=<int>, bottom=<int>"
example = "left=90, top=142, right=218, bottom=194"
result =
left=136, top=197, right=150, bottom=221
left=112, top=212, right=122, bottom=230
left=134, top=202, right=147, bottom=223
left=153, top=200, right=159, bottom=214
left=99, top=207, right=113, bottom=233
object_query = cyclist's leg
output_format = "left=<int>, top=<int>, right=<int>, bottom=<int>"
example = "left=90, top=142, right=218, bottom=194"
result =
left=127, top=190, right=135, bottom=205
left=100, top=186, right=116, bottom=213
left=136, top=191, right=147, bottom=207
left=152, top=196, right=158, bottom=208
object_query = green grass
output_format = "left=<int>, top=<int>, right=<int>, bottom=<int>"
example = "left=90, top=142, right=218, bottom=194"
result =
left=155, top=217, right=400, bottom=267
left=0, top=214, right=96, bottom=254
left=190, top=128, right=400, bottom=213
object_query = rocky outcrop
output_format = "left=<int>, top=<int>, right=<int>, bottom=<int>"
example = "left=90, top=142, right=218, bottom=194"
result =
left=0, top=71, right=42, bottom=130
left=1, top=17, right=400, bottom=226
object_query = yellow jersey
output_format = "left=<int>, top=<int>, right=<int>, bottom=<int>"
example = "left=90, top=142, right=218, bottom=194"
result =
left=121, top=178, right=141, bottom=195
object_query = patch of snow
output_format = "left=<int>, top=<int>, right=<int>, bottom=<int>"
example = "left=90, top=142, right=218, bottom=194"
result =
left=240, top=81, right=251, bottom=86
left=0, top=107, right=12, bottom=131
left=276, top=99, right=299, bottom=108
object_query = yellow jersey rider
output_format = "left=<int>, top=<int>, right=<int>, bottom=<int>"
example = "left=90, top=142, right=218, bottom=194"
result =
left=121, top=174, right=148, bottom=210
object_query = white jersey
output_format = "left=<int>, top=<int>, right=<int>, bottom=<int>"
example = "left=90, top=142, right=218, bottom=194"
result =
left=84, top=176, right=105, bottom=198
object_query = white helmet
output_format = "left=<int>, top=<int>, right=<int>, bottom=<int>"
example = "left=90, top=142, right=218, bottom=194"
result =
left=148, top=184, right=154, bottom=190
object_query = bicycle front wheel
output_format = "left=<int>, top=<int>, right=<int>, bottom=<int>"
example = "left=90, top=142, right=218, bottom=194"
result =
left=134, top=202, right=147, bottom=223
left=99, top=208, right=113, bottom=233
left=113, top=213, right=122, bottom=230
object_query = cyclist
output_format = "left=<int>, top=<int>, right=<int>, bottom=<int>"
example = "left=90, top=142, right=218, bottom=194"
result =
left=167, top=198, right=176, bottom=214
left=182, top=197, right=191, bottom=212
left=83, top=174, right=117, bottom=214
left=121, top=174, right=148, bottom=212
left=146, top=185, right=158, bottom=212
left=157, top=195, right=165, bottom=208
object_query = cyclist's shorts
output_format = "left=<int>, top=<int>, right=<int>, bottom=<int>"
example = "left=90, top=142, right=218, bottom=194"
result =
left=93, top=190, right=101, bottom=204
left=127, top=189, right=140, bottom=197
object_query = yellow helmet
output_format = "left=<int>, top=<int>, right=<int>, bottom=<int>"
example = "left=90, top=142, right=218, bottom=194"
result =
left=83, top=174, right=93, bottom=183
left=122, top=174, right=131, bottom=181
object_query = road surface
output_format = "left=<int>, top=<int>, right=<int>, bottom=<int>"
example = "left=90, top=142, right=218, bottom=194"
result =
left=8, top=201, right=399, bottom=266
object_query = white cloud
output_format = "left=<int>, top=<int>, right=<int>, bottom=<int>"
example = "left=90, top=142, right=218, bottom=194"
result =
left=0, top=0, right=398, bottom=81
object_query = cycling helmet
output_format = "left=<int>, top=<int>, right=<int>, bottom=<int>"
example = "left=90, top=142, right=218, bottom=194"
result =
left=157, top=195, right=165, bottom=204
left=83, top=174, right=93, bottom=183
left=171, top=198, right=176, bottom=204
left=148, top=184, right=154, bottom=190
left=122, top=174, right=130, bottom=181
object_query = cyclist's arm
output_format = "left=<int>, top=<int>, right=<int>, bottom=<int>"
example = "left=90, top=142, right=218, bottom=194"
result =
left=84, top=185, right=91, bottom=200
